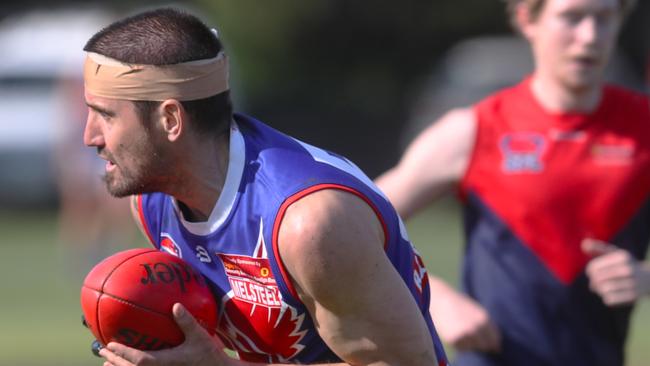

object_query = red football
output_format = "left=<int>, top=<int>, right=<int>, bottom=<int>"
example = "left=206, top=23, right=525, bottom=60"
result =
left=80, top=248, right=218, bottom=350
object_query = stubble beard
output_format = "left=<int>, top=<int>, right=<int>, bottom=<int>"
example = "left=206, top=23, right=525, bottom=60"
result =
left=102, top=170, right=147, bottom=198
left=102, top=150, right=171, bottom=198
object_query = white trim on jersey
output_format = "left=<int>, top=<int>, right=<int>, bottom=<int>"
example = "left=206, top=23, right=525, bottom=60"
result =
left=172, top=120, right=245, bottom=235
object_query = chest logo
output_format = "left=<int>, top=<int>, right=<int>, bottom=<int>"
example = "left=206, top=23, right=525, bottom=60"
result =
left=499, top=132, right=546, bottom=173
left=160, top=232, right=182, bottom=258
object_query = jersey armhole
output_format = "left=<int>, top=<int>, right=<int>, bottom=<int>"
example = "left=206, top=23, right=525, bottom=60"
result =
left=271, top=183, right=389, bottom=300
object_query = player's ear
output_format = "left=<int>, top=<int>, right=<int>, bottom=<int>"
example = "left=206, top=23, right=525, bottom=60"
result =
left=159, top=99, right=184, bottom=142
left=515, top=2, right=536, bottom=40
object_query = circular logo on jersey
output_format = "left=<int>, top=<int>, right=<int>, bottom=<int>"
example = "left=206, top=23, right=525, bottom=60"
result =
left=260, top=267, right=270, bottom=277
left=160, top=234, right=182, bottom=258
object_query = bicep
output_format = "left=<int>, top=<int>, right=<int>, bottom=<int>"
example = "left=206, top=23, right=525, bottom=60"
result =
left=279, top=190, right=437, bottom=365
left=375, top=108, right=476, bottom=219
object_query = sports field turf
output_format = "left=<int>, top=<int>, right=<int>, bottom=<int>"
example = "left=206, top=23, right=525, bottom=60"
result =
left=0, top=203, right=647, bottom=365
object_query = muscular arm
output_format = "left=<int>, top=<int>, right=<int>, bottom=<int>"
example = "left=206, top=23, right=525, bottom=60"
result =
left=278, top=189, right=438, bottom=366
left=375, top=108, right=476, bottom=220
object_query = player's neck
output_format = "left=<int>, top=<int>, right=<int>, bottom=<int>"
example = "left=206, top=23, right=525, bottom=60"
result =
left=170, top=134, right=231, bottom=222
left=530, top=73, right=602, bottom=114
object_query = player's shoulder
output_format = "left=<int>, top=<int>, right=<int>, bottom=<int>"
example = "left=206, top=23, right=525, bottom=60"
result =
left=277, top=187, right=384, bottom=275
left=281, top=188, right=381, bottom=248
left=603, top=83, right=650, bottom=110
left=474, top=80, right=526, bottom=111
left=283, top=188, right=376, bottom=231
left=427, top=107, right=476, bottom=138
left=441, top=106, right=475, bottom=122
left=601, top=84, right=650, bottom=132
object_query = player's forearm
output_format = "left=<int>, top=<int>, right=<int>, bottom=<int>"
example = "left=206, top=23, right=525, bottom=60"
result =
left=428, top=274, right=467, bottom=316
left=428, top=274, right=459, bottom=297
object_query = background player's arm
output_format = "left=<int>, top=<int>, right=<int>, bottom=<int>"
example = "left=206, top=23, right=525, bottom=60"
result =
left=376, top=108, right=501, bottom=353
left=278, top=189, right=439, bottom=366
left=375, top=108, right=476, bottom=220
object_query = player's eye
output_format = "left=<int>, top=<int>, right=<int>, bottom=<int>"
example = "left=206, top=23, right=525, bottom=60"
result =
left=561, top=12, right=583, bottom=25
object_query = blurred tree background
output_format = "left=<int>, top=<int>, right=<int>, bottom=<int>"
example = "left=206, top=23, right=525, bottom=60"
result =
left=1, top=0, right=647, bottom=177
left=197, top=0, right=511, bottom=177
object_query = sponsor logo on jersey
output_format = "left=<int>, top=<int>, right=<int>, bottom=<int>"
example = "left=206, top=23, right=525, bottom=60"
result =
left=216, top=219, right=307, bottom=362
left=591, top=142, right=635, bottom=165
left=549, top=128, right=587, bottom=142
left=499, top=132, right=546, bottom=173
left=160, top=232, right=182, bottom=258
left=218, top=254, right=282, bottom=308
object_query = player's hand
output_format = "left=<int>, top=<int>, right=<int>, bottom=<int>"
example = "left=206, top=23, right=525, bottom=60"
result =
left=582, top=238, right=650, bottom=306
left=429, top=278, right=501, bottom=353
left=99, top=303, right=235, bottom=366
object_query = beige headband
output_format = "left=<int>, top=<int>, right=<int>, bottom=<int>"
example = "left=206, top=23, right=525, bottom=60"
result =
left=83, top=52, right=229, bottom=101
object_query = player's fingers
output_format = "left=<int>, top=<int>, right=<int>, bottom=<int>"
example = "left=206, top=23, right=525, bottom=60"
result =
left=468, top=332, right=490, bottom=353
left=470, top=322, right=501, bottom=353
left=452, top=334, right=474, bottom=351
left=582, top=238, right=616, bottom=257
left=588, top=251, right=633, bottom=274
left=588, top=263, right=634, bottom=286
left=103, top=342, right=149, bottom=366
left=172, top=303, right=204, bottom=341
left=482, top=321, right=502, bottom=352
left=98, top=347, right=129, bottom=366
left=595, top=277, right=636, bottom=294
left=589, top=276, right=639, bottom=306
left=452, top=325, right=488, bottom=352
left=601, top=288, right=637, bottom=306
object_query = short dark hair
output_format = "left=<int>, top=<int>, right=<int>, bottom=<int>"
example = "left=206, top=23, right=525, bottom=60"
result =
left=84, top=7, right=232, bottom=137
left=504, top=0, right=637, bottom=31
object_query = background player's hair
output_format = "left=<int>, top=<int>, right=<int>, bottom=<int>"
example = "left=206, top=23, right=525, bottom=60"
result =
left=84, top=7, right=232, bottom=138
left=504, top=0, right=638, bottom=31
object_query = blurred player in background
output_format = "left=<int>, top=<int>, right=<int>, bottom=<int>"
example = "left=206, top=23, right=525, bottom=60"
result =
left=80, top=7, right=448, bottom=366
left=377, top=0, right=650, bottom=365
left=52, top=61, right=136, bottom=276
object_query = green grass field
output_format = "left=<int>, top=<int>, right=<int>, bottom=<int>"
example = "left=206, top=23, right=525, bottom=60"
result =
left=0, top=203, right=647, bottom=365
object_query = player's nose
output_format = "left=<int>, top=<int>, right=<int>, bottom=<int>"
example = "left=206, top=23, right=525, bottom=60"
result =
left=83, top=113, right=104, bottom=147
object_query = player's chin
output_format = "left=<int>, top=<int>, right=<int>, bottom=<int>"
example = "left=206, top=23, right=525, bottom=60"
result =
left=104, top=178, right=140, bottom=198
